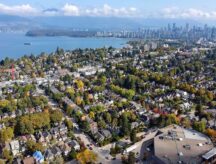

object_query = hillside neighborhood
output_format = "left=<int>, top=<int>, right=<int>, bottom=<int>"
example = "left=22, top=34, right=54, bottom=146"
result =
left=0, top=38, right=216, bottom=164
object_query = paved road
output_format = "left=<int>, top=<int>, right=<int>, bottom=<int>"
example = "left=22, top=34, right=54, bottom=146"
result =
left=41, top=85, right=158, bottom=164
left=41, top=86, right=113, bottom=163
left=112, top=131, right=157, bottom=164
left=74, top=131, right=114, bottom=163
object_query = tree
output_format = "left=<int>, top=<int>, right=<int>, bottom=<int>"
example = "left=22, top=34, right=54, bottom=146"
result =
left=0, top=127, right=14, bottom=143
left=206, top=128, right=216, bottom=143
left=30, top=112, right=50, bottom=130
left=165, top=114, right=179, bottom=126
left=195, top=104, right=204, bottom=115
left=193, top=120, right=206, bottom=133
left=76, top=149, right=97, bottom=164
left=110, top=145, right=121, bottom=156
left=111, top=118, right=118, bottom=129
left=56, top=47, right=64, bottom=56
left=75, top=96, right=82, bottom=106
left=2, top=148, right=13, bottom=162
left=16, top=117, right=34, bottom=135
left=83, top=92, right=90, bottom=105
left=206, top=128, right=216, bottom=138
left=182, top=117, right=191, bottom=128
left=128, top=152, right=136, bottom=164
left=66, top=106, right=73, bottom=116
left=89, top=111, right=95, bottom=119
left=65, top=87, right=75, bottom=98
left=130, top=129, right=137, bottom=143
left=110, top=84, right=135, bottom=100
left=50, top=110, right=63, bottom=124
left=16, top=112, right=50, bottom=135
left=68, top=149, right=77, bottom=160
left=26, top=140, right=44, bottom=154
left=206, top=91, right=214, bottom=101
left=89, top=105, right=105, bottom=113
left=120, top=113, right=130, bottom=136
left=104, top=112, right=112, bottom=123
left=65, top=119, right=73, bottom=130
left=0, top=99, right=10, bottom=110
left=98, top=75, right=107, bottom=85
left=98, top=119, right=106, bottom=129
left=50, top=156, right=64, bottom=164
left=124, top=89, right=135, bottom=100
left=124, top=75, right=136, bottom=90
left=52, top=93, right=64, bottom=102
left=81, top=121, right=90, bottom=133
left=126, top=111, right=137, bottom=121
left=75, top=80, right=84, bottom=90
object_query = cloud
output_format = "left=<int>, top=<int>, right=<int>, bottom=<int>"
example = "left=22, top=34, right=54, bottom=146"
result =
left=0, top=3, right=137, bottom=17
left=43, top=8, right=59, bottom=16
left=62, top=4, right=80, bottom=16
left=0, top=3, right=38, bottom=16
left=1, top=2, right=216, bottom=20
left=161, top=7, right=216, bottom=19
left=84, top=4, right=138, bottom=17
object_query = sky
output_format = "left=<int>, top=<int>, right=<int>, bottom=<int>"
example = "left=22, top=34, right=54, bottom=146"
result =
left=0, top=0, right=216, bottom=20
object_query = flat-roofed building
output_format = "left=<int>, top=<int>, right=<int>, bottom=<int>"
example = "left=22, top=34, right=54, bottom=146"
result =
left=154, top=125, right=214, bottom=164
left=202, top=147, right=216, bottom=163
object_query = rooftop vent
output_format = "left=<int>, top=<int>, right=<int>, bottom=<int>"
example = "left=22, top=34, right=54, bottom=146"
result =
left=183, top=144, right=191, bottom=150
left=178, top=152, right=184, bottom=156
left=178, top=138, right=183, bottom=141
left=198, top=143, right=203, bottom=147
left=163, top=155, right=168, bottom=158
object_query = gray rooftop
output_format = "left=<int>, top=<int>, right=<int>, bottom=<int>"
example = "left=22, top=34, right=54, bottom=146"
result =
left=202, top=147, right=216, bottom=160
left=154, top=125, right=214, bottom=164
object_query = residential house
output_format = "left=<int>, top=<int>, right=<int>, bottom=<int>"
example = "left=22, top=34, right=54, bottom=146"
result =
left=180, top=102, right=191, bottom=110
left=51, top=146, right=62, bottom=157
left=15, top=110, right=22, bottom=117
left=33, top=151, right=44, bottom=163
left=44, top=149, right=54, bottom=161
left=35, top=106, right=42, bottom=113
left=10, top=140, right=20, bottom=156
left=22, top=157, right=35, bottom=164
left=9, top=111, right=16, bottom=118
left=50, top=127, right=59, bottom=138
left=69, top=140, right=80, bottom=151
left=61, top=143, right=71, bottom=155
left=94, top=132, right=105, bottom=142
left=13, top=158, right=22, bottom=164
left=131, top=122, right=139, bottom=129
left=101, top=129, right=112, bottom=139
left=86, top=117, right=98, bottom=134
left=28, top=108, right=35, bottom=114
left=0, top=123, right=5, bottom=130
left=59, top=124, right=68, bottom=135
left=37, top=131, right=51, bottom=146
left=2, top=113, right=9, bottom=119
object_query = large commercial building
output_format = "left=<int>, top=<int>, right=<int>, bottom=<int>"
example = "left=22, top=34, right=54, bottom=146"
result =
left=153, top=125, right=214, bottom=164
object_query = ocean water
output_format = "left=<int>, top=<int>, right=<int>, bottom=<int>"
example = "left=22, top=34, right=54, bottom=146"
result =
left=0, top=33, right=128, bottom=60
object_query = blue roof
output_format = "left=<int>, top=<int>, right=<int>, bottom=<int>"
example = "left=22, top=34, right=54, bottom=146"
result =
left=33, top=151, right=44, bottom=162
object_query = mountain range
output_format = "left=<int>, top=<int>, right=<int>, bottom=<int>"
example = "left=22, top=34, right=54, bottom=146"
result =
left=0, top=14, right=204, bottom=32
